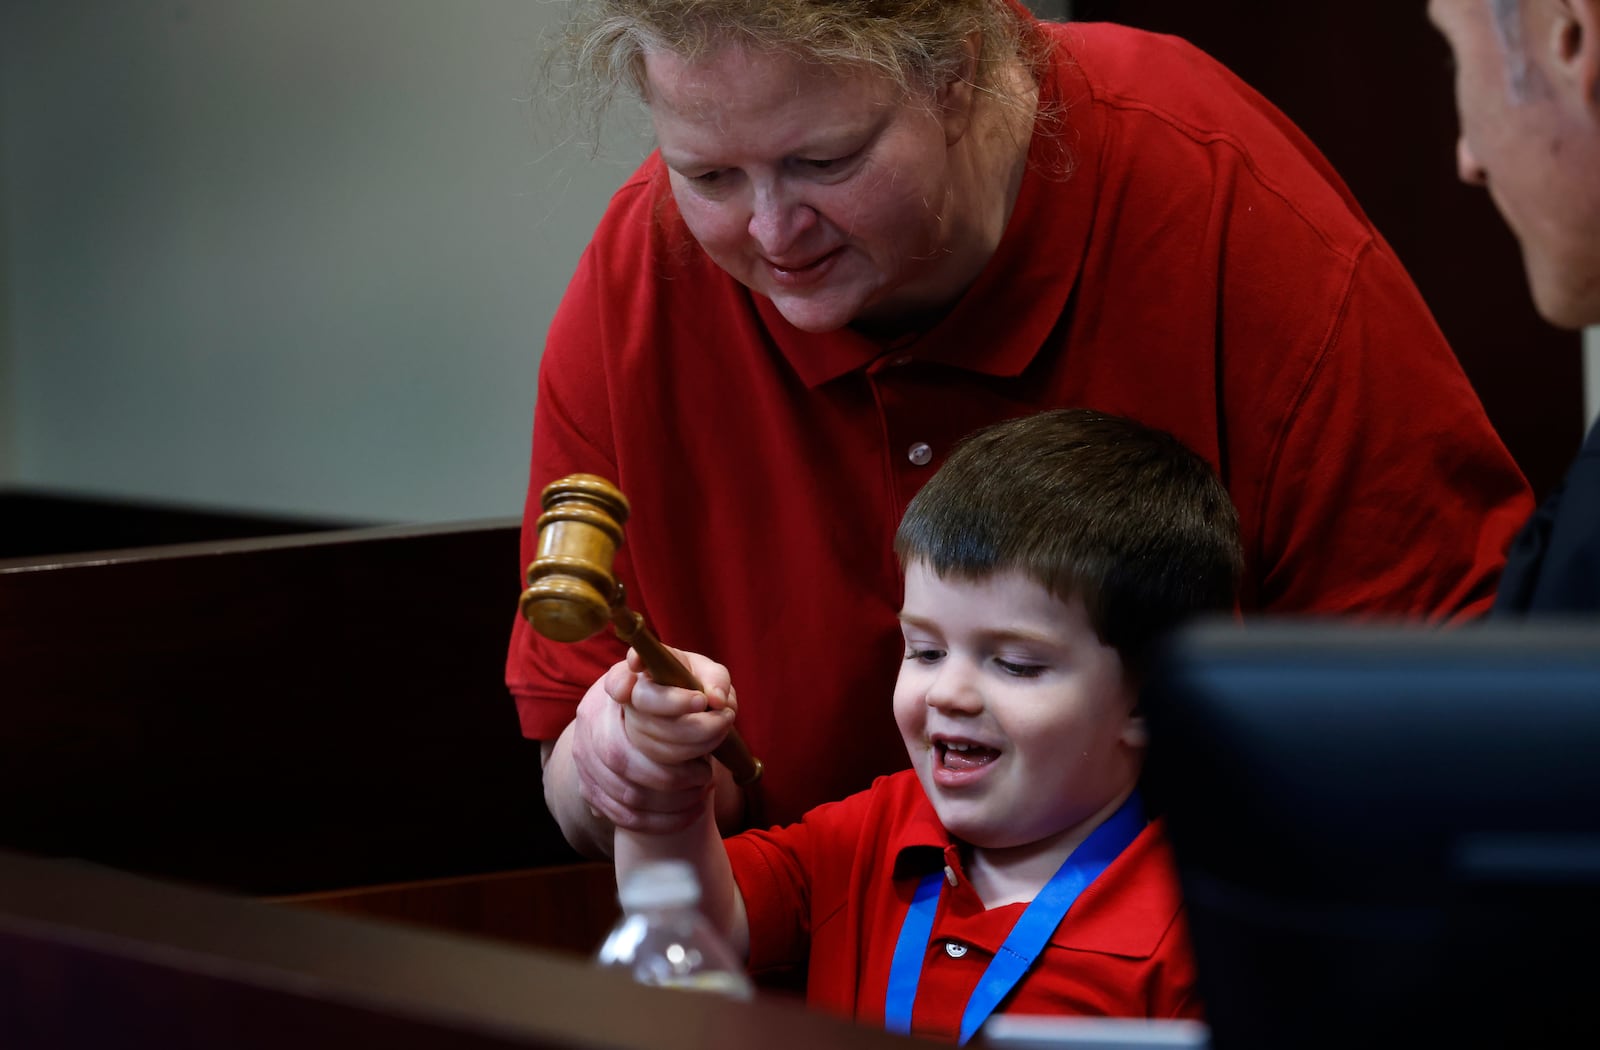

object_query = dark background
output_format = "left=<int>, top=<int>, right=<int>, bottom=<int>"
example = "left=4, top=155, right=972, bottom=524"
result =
left=1067, top=0, right=1581, bottom=502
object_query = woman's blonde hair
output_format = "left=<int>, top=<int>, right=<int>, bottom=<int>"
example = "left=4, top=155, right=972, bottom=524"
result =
left=555, top=0, right=1045, bottom=134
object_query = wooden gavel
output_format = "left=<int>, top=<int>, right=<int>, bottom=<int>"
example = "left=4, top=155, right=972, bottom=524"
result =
left=519, top=473, right=763, bottom=787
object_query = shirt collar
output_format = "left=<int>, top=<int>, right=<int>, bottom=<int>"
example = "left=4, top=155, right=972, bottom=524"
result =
left=889, top=789, right=1181, bottom=960
left=888, top=782, right=952, bottom=880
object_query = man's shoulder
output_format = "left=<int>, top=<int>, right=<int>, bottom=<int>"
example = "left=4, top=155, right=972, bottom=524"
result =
left=1496, top=424, right=1600, bottom=613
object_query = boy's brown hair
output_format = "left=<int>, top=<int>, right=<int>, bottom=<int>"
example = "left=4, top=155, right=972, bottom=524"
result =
left=894, top=408, right=1243, bottom=676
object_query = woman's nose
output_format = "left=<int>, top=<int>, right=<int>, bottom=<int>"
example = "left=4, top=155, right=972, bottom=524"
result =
left=748, top=182, right=815, bottom=257
left=1456, top=135, right=1487, bottom=187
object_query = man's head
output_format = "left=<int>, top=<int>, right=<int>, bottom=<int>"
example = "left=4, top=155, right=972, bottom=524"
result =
left=1430, top=0, right=1600, bottom=327
left=893, top=408, right=1242, bottom=680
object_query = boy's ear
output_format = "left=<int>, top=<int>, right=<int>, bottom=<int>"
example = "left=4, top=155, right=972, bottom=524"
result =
left=1122, top=713, right=1149, bottom=750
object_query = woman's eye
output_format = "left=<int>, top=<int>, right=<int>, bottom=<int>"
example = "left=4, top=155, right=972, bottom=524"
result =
left=689, top=169, right=725, bottom=186
left=797, top=152, right=856, bottom=174
left=996, top=659, right=1047, bottom=678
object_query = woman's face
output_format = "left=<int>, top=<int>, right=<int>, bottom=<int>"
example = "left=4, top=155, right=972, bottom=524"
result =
left=643, top=44, right=976, bottom=334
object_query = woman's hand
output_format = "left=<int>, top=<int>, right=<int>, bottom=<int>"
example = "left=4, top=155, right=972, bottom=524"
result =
left=565, top=647, right=737, bottom=836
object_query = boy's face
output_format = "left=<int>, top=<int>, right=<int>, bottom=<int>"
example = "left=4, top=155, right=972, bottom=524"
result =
left=894, top=562, right=1146, bottom=854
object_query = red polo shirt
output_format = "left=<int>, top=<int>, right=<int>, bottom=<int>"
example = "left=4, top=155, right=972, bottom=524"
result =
left=725, top=771, right=1199, bottom=1040
left=507, top=21, right=1532, bottom=828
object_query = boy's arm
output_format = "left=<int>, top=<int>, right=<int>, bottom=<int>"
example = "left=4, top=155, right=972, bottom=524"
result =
left=614, top=811, right=751, bottom=960
left=607, top=646, right=752, bottom=958
left=541, top=715, right=731, bottom=858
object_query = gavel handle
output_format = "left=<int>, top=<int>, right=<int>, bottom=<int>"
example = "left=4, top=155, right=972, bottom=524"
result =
left=609, top=607, right=765, bottom=788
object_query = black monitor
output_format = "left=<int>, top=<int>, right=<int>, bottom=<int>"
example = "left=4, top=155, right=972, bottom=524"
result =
left=1140, top=619, right=1600, bottom=1049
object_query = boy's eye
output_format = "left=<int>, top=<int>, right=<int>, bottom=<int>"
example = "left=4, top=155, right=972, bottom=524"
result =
left=905, top=648, right=945, bottom=664
left=996, top=658, right=1047, bottom=678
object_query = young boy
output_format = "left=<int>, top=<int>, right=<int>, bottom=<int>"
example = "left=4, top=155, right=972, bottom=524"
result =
left=598, top=409, right=1243, bottom=1043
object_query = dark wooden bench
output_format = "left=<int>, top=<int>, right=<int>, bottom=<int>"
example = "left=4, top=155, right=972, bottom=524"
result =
left=0, top=515, right=620, bottom=954
left=0, top=486, right=369, bottom=560
left=0, top=849, right=925, bottom=1049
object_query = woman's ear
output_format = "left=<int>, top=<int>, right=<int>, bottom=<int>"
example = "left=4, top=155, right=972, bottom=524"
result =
left=937, top=32, right=983, bottom=145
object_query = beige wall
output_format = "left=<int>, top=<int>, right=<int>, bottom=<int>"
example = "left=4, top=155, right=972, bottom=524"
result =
left=0, top=133, right=12, bottom=484
left=0, top=1, right=644, bottom=522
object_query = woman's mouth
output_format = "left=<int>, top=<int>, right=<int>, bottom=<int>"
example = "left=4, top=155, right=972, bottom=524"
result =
left=766, top=246, right=843, bottom=287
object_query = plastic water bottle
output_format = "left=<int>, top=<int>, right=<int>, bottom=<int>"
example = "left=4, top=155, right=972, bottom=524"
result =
left=596, top=859, right=755, bottom=1000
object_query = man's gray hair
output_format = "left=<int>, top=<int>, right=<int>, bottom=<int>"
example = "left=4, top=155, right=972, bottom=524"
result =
left=1489, top=0, right=1521, bottom=44
left=1489, top=0, right=1532, bottom=93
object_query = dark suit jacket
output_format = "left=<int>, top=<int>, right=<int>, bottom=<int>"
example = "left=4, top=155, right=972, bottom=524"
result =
left=1494, top=421, right=1600, bottom=614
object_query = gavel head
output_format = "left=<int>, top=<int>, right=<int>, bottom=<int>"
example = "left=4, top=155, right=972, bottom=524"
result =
left=519, top=473, right=632, bottom=643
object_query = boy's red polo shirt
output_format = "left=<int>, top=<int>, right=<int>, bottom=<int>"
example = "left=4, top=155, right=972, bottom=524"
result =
left=725, top=772, right=1200, bottom=1041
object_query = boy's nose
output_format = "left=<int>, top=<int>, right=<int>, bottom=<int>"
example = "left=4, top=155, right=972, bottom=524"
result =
left=924, top=664, right=984, bottom=715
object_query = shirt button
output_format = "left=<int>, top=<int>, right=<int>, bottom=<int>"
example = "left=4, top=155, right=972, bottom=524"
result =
left=945, top=942, right=969, bottom=959
left=891, top=355, right=912, bottom=367
left=908, top=442, right=933, bottom=467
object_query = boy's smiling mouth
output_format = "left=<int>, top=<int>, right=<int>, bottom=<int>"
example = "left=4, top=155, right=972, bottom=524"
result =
left=935, top=736, right=1002, bottom=775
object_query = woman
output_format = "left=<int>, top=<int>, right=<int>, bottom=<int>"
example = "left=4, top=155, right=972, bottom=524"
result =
left=509, top=0, right=1531, bottom=856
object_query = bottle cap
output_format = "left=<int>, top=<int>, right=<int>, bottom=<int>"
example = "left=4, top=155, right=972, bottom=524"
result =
left=618, top=859, right=702, bottom=911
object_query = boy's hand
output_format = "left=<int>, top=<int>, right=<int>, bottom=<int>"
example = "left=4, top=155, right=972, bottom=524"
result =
left=564, top=647, right=737, bottom=835
left=610, top=647, right=737, bottom=765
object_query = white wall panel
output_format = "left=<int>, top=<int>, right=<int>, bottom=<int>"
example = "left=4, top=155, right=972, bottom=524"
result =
left=0, top=1, right=644, bottom=522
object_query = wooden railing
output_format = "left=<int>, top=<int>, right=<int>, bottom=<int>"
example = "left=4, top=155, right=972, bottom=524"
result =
left=0, top=518, right=625, bottom=954
left=0, top=849, right=930, bottom=1049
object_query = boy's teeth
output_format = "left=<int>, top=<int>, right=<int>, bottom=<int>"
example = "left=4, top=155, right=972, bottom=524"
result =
left=945, top=742, right=972, bottom=752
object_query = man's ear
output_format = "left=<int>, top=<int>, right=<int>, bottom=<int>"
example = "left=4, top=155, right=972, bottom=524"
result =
left=1552, top=0, right=1600, bottom=110
left=937, top=32, right=982, bottom=145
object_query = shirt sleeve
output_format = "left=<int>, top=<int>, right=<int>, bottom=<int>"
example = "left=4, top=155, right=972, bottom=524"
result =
left=1146, top=912, right=1206, bottom=1020
left=724, top=790, right=873, bottom=978
left=504, top=240, right=630, bottom=740
left=1249, top=240, right=1533, bottom=621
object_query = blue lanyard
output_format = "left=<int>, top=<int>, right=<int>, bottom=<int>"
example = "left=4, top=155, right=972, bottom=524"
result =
left=884, top=792, right=1146, bottom=1044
